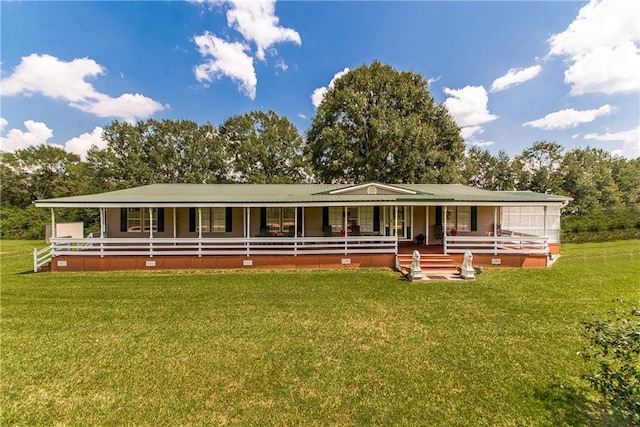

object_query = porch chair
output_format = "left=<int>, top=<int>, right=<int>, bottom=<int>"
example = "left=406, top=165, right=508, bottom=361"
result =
left=350, top=225, right=361, bottom=236
left=323, top=225, right=332, bottom=237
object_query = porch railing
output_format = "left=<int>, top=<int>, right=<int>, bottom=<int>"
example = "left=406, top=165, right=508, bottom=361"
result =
left=33, top=244, right=54, bottom=272
left=443, top=235, right=549, bottom=255
left=48, top=236, right=399, bottom=258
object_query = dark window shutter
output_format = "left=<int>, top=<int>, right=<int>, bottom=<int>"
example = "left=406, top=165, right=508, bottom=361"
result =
left=121, top=208, right=127, bottom=232
left=225, top=207, right=233, bottom=232
left=435, top=206, right=443, bottom=226
left=322, top=207, right=329, bottom=227
left=373, top=206, right=380, bottom=232
left=157, top=208, right=165, bottom=232
left=297, top=207, right=303, bottom=235
left=260, top=208, right=267, bottom=230
left=471, top=206, right=478, bottom=231
left=189, top=208, right=196, bottom=233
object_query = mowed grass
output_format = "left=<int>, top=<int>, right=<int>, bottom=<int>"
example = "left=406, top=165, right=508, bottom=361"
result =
left=1, top=240, right=638, bottom=426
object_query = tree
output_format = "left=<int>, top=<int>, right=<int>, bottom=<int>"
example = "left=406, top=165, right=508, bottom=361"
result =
left=219, top=110, right=310, bottom=183
left=517, top=141, right=564, bottom=194
left=580, top=305, right=640, bottom=424
left=87, top=119, right=227, bottom=189
left=1, top=145, right=84, bottom=207
left=560, top=148, right=621, bottom=215
left=611, top=156, right=640, bottom=207
left=306, top=61, right=465, bottom=184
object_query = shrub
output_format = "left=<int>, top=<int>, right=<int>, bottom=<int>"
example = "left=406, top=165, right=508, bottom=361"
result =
left=579, top=304, right=640, bottom=425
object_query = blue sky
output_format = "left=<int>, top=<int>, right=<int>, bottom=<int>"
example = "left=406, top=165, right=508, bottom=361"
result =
left=1, top=0, right=639, bottom=160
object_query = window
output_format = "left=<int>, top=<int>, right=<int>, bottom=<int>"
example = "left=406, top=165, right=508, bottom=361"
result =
left=445, top=206, right=473, bottom=232
left=359, top=207, right=374, bottom=233
left=127, top=208, right=142, bottom=232
left=457, top=206, right=471, bottom=232
left=211, top=208, right=226, bottom=233
left=282, top=207, right=295, bottom=234
left=122, top=208, right=163, bottom=232
left=329, top=207, right=343, bottom=232
left=188, top=208, right=231, bottom=233
left=267, top=207, right=281, bottom=234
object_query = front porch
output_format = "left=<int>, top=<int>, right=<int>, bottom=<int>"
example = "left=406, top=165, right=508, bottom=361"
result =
left=36, top=233, right=553, bottom=272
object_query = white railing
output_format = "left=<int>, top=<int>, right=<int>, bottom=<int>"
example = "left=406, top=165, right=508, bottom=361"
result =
left=48, top=236, right=398, bottom=258
left=33, top=244, right=54, bottom=272
left=443, top=235, right=549, bottom=255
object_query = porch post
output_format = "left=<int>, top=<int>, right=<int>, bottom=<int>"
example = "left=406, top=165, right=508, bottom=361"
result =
left=425, top=206, right=429, bottom=243
left=410, top=206, right=414, bottom=240
left=493, top=207, right=498, bottom=255
left=443, top=206, right=447, bottom=255
left=294, top=206, right=298, bottom=256
left=344, top=205, right=348, bottom=255
left=50, top=208, right=56, bottom=240
left=100, top=208, right=105, bottom=257
left=172, top=208, right=177, bottom=245
left=302, top=207, right=305, bottom=237
left=543, top=205, right=548, bottom=238
left=246, top=207, right=250, bottom=257
left=198, top=207, right=202, bottom=257
left=394, top=205, right=398, bottom=237
left=148, top=208, right=154, bottom=257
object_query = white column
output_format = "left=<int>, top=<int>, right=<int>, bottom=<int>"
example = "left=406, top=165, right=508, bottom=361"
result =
left=443, top=206, right=447, bottom=254
left=344, top=206, right=348, bottom=236
left=50, top=208, right=56, bottom=240
left=493, top=207, right=498, bottom=255
left=394, top=205, right=398, bottom=237
left=425, top=206, right=429, bottom=243
left=148, top=208, right=154, bottom=239
left=99, top=208, right=106, bottom=238
left=543, top=205, right=548, bottom=238
left=172, top=208, right=177, bottom=245
left=198, top=207, right=202, bottom=257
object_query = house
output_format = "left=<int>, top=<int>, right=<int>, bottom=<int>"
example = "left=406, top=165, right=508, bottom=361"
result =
left=33, top=183, right=571, bottom=272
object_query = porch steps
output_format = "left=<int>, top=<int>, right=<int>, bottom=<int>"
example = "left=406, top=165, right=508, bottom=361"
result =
left=396, top=253, right=458, bottom=275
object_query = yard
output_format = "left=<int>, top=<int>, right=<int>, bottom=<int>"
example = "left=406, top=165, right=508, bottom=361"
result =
left=1, top=240, right=638, bottom=425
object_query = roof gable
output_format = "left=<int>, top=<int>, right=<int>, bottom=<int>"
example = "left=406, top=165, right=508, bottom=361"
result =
left=328, top=183, right=418, bottom=196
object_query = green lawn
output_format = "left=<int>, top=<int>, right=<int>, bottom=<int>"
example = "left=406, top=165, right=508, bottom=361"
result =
left=1, top=240, right=638, bottom=426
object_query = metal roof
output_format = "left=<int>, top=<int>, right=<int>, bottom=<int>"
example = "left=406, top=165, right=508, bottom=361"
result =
left=34, top=183, right=571, bottom=207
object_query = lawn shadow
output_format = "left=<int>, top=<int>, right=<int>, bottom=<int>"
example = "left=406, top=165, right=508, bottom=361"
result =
left=534, top=381, right=619, bottom=426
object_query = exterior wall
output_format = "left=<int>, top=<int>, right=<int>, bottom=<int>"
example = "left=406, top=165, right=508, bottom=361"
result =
left=50, top=254, right=396, bottom=272
left=305, top=207, right=324, bottom=237
left=448, top=253, right=548, bottom=268
left=412, top=206, right=427, bottom=241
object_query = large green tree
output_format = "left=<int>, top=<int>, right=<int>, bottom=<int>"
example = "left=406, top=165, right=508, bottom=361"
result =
left=306, top=61, right=465, bottom=183
left=87, top=119, right=227, bottom=189
left=219, top=110, right=309, bottom=183
left=517, top=141, right=564, bottom=194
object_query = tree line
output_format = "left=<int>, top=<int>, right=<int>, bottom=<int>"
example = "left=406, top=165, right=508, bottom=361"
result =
left=1, top=62, right=639, bottom=239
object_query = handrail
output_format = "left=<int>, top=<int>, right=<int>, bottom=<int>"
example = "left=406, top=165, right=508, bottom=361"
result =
left=49, top=236, right=398, bottom=257
left=33, top=244, right=54, bottom=272
left=444, top=235, right=548, bottom=255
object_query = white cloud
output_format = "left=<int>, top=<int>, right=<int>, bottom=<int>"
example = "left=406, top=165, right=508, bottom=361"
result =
left=0, top=53, right=166, bottom=122
left=523, top=104, right=615, bottom=130
left=585, top=126, right=640, bottom=159
left=490, top=65, right=542, bottom=92
left=548, top=0, right=640, bottom=95
left=223, top=0, right=301, bottom=61
left=0, top=120, right=53, bottom=152
left=64, top=126, right=105, bottom=160
left=194, top=32, right=257, bottom=99
left=468, top=140, right=495, bottom=148
left=297, top=113, right=307, bottom=119
left=426, top=76, right=441, bottom=87
left=460, top=125, right=484, bottom=140
left=0, top=117, right=8, bottom=132
left=274, top=58, right=288, bottom=71
left=563, top=42, right=640, bottom=96
left=311, top=67, right=351, bottom=108
left=443, top=85, right=498, bottom=127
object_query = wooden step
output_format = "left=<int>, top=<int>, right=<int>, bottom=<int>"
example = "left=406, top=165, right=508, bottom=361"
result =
left=397, top=253, right=457, bottom=273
